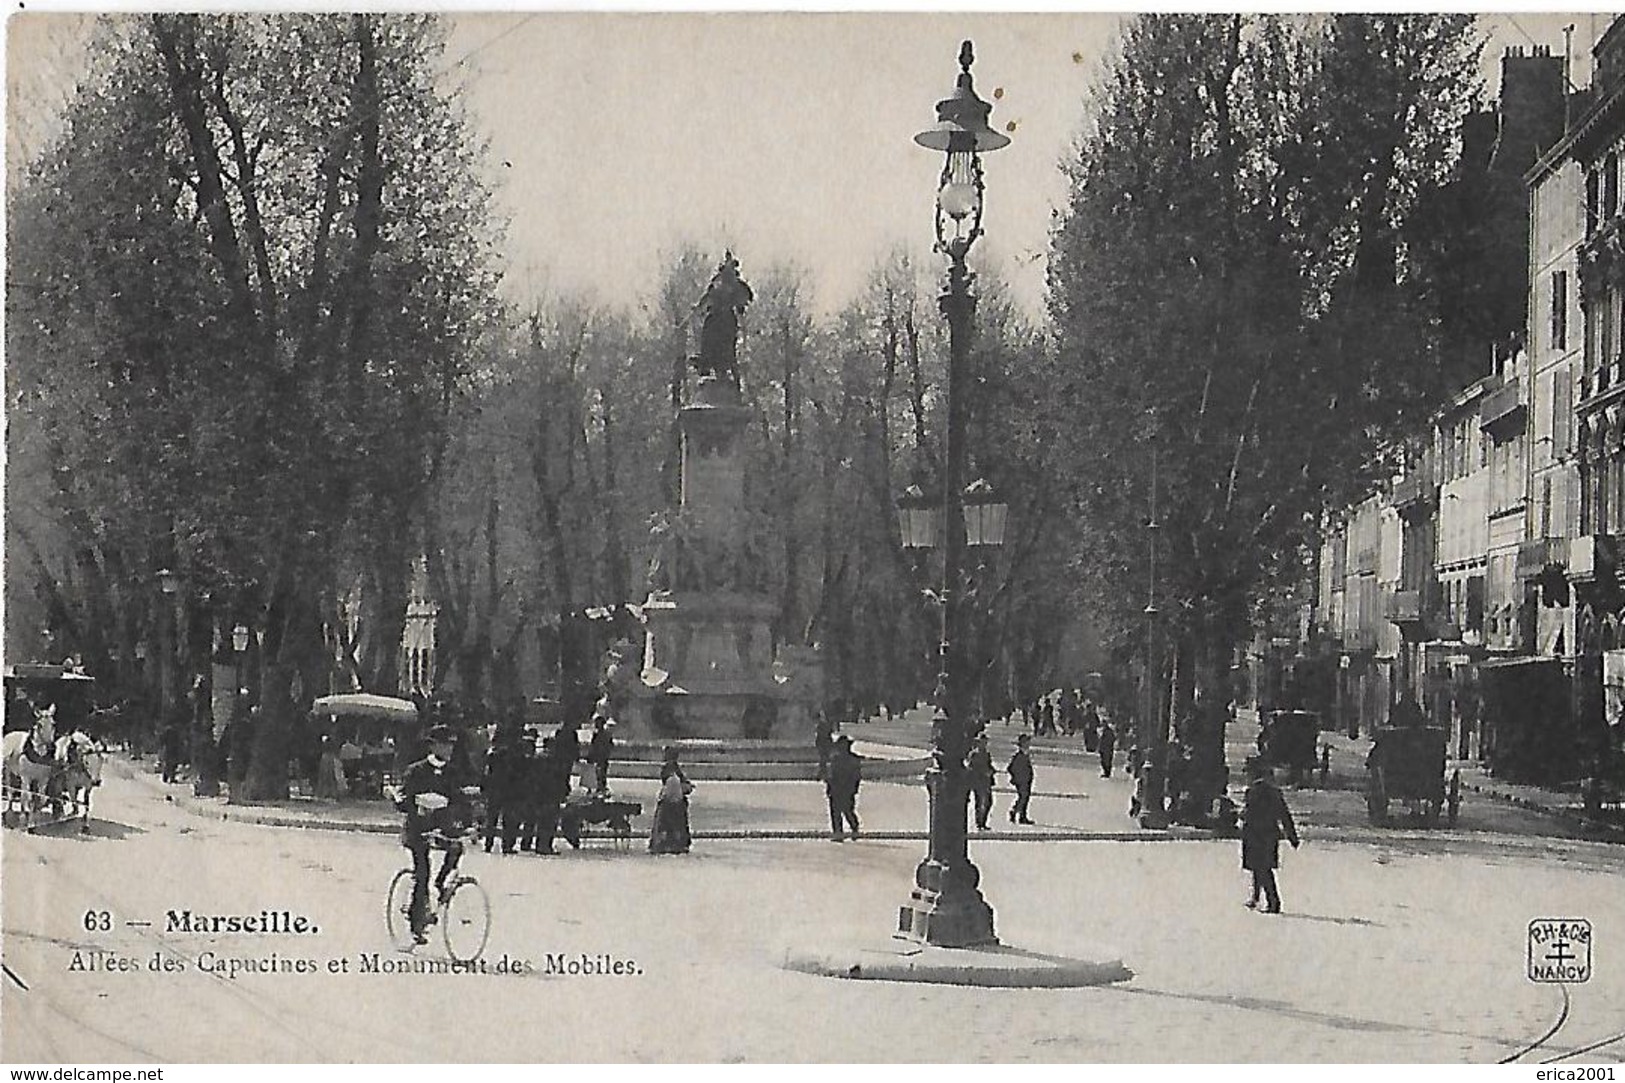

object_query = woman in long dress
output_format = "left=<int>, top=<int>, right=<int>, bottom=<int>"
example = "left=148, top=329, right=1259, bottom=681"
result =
left=314, top=734, right=348, bottom=799
left=648, top=746, right=692, bottom=854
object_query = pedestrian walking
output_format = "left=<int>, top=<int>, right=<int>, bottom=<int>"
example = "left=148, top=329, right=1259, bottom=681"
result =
left=649, top=746, right=693, bottom=854
left=814, top=713, right=833, bottom=781
left=1007, top=733, right=1035, bottom=824
left=825, top=735, right=863, bottom=840
left=1241, top=761, right=1300, bottom=913
left=1097, top=720, right=1117, bottom=778
left=967, top=734, right=995, bottom=831
left=160, top=720, right=185, bottom=783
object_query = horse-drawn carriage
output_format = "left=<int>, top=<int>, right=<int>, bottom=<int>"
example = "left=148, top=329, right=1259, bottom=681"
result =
left=3, top=664, right=105, bottom=830
left=1365, top=724, right=1456, bottom=826
left=1257, top=710, right=1321, bottom=783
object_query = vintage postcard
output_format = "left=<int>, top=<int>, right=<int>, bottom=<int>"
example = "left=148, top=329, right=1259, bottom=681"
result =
left=3, top=9, right=1623, bottom=1067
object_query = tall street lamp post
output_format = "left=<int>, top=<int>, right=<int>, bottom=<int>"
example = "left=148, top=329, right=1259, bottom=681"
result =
left=157, top=568, right=182, bottom=775
left=897, top=40, right=1009, bottom=948
left=1139, top=428, right=1169, bottom=829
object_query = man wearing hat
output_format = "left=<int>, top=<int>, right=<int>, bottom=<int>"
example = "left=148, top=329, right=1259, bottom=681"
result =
left=1241, top=759, right=1300, bottom=913
left=824, top=734, right=863, bottom=841
left=393, top=724, right=472, bottom=944
left=586, top=713, right=616, bottom=797
left=967, top=733, right=996, bottom=831
left=1007, top=733, right=1035, bottom=824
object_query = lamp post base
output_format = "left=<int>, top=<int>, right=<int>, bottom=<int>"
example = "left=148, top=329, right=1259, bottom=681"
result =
left=897, top=858, right=997, bottom=947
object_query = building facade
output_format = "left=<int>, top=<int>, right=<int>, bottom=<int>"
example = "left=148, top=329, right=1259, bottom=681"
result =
left=1307, top=44, right=1571, bottom=768
left=1567, top=17, right=1625, bottom=797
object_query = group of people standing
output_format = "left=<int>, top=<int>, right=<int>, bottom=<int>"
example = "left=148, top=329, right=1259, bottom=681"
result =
left=1025, top=689, right=1106, bottom=741
left=479, top=716, right=617, bottom=855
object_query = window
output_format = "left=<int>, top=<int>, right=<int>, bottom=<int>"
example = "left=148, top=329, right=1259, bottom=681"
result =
left=1541, top=477, right=1553, bottom=538
left=1603, top=292, right=1618, bottom=389
left=1552, top=270, right=1568, bottom=350
left=1588, top=170, right=1600, bottom=234
left=1608, top=154, right=1620, bottom=220
left=1466, top=577, right=1485, bottom=634
left=1555, top=368, right=1572, bottom=457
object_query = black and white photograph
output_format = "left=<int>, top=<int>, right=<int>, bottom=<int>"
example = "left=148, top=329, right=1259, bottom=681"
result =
left=3, top=9, right=1624, bottom=1066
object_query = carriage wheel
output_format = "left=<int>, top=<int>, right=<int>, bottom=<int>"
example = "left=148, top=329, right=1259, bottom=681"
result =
left=441, top=877, right=490, bottom=964
left=610, top=817, right=632, bottom=852
left=385, top=868, right=416, bottom=951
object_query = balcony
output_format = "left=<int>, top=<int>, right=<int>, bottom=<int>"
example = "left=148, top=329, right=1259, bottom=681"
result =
left=1479, top=381, right=1526, bottom=434
left=1516, top=537, right=1567, bottom=579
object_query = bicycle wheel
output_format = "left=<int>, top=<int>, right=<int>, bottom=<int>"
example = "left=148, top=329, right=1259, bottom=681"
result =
left=385, top=868, right=416, bottom=951
left=441, top=877, right=490, bottom=963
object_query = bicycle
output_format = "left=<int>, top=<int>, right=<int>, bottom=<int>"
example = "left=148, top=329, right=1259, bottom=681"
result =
left=385, top=826, right=491, bottom=963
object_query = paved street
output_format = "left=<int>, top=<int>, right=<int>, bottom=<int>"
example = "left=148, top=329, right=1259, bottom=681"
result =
left=4, top=760, right=1622, bottom=1063
left=846, top=710, right=1610, bottom=841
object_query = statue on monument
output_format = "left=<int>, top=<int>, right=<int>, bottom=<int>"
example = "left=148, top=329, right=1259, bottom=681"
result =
left=692, top=252, right=754, bottom=393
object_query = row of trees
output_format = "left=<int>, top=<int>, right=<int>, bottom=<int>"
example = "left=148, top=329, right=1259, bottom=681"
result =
left=424, top=245, right=1070, bottom=722
left=9, top=14, right=1498, bottom=807
left=1044, top=14, right=1490, bottom=805
left=7, top=14, right=499, bottom=798
left=6, top=14, right=1076, bottom=802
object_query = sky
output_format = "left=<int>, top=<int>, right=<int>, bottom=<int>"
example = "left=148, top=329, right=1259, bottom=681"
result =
left=3, top=11, right=1611, bottom=320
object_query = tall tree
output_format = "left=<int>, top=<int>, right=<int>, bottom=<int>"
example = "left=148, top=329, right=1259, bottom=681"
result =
left=1046, top=14, right=1483, bottom=807
left=7, top=14, right=501, bottom=798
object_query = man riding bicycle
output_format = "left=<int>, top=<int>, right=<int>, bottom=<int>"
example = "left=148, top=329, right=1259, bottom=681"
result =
left=391, top=724, right=473, bottom=945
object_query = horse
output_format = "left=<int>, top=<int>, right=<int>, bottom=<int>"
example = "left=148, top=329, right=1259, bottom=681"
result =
left=51, top=730, right=103, bottom=830
left=3, top=705, right=59, bottom=825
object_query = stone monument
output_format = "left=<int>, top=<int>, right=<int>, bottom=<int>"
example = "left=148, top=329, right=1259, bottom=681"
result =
left=619, top=254, right=812, bottom=748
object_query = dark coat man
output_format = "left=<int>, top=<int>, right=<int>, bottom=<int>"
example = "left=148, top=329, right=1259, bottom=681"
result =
left=395, top=726, right=471, bottom=941
left=553, top=722, right=582, bottom=773
left=814, top=715, right=834, bottom=781
left=1007, top=735, right=1035, bottom=824
left=1097, top=721, right=1117, bottom=779
left=160, top=721, right=185, bottom=782
left=825, top=736, right=862, bottom=840
left=531, top=737, right=576, bottom=853
left=482, top=724, right=527, bottom=854
left=1241, top=768, right=1300, bottom=913
left=586, top=719, right=615, bottom=795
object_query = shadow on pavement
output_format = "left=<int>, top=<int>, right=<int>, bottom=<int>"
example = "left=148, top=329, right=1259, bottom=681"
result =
left=1111, top=983, right=1530, bottom=1054
left=26, top=816, right=146, bottom=841
left=1267, top=910, right=1382, bottom=928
